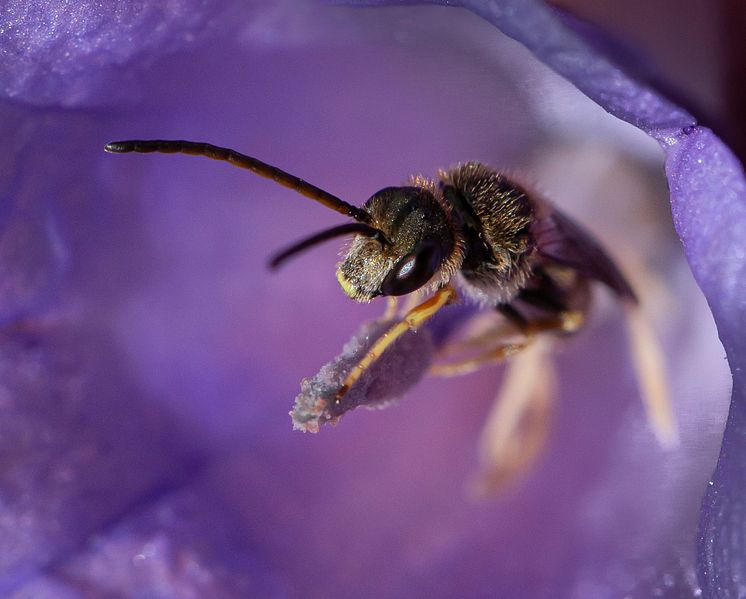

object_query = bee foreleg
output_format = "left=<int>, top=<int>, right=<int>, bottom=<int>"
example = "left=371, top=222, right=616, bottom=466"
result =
left=335, top=286, right=457, bottom=402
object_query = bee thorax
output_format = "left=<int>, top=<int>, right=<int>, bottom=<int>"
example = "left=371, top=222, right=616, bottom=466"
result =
left=439, top=162, right=536, bottom=306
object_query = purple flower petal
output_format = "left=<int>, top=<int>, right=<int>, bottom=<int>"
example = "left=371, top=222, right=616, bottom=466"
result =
left=0, top=310, right=195, bottom=594
left=13, top=485, right=288, bottom=598
left=291, top=316, right=436, bottom=432
left=663, top=127, right=746, bottom=598
left=2, top=1, right=741, bottom=597
left=0, top=0, right=226, bottom=107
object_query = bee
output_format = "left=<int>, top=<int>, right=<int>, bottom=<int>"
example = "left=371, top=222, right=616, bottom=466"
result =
left=104, top=140, right=674, bottom=456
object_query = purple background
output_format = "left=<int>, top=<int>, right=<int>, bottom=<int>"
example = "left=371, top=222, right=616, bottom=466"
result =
left=0, top=1, right=740, bottom=597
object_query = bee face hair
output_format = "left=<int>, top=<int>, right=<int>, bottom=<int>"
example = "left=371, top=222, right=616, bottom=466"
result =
left=336, top=186, right=456, bottom=301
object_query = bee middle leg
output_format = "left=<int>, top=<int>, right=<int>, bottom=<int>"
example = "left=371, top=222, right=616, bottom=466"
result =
left=430, top=312, right=531, bottom=379
left=429, top=339, right=529, bottom=377
left=500, top=292, right=584, bottom=336
left=471, top=337, right=556, bottom=495
left=431, top=297, right=582, bottom=379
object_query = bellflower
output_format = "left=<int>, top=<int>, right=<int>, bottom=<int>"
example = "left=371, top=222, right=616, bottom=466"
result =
left=0, top=1, right=742, bottom=597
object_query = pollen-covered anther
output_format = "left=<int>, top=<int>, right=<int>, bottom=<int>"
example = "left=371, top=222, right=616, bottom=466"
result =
left=290, top=316, right=436, bottom=432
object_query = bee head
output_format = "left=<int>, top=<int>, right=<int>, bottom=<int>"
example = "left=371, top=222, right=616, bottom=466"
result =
left=336, top=186, right=455, bottom=302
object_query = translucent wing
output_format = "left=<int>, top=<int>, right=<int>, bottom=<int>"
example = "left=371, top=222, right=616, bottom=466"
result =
left=532, top=204, right=637, bottom=302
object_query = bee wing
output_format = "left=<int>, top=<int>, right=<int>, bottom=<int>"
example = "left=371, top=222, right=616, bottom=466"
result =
left=533, top=204, right=677, bottom=447
left=532, top=206, right=637, bottom=302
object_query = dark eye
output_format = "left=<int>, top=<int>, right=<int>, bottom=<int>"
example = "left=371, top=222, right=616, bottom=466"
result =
left=380, top=241, right=442, bottom=296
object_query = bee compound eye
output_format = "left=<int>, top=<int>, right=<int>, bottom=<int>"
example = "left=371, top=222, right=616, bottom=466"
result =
left=397, top=255, right=417, bottom=278
left=380, top=241, right=441, bottom=296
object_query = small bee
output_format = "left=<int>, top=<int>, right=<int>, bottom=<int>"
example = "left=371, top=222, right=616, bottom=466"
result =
left=104, top=140, right=674, bottom=453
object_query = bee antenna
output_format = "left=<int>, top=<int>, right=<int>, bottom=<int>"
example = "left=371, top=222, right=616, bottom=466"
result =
left=104, top=139, right=372, bottom=224
left=268, top=223, right=389, bottom=270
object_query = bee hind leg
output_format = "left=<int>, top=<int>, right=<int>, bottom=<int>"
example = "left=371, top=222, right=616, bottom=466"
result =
left=471, top=337, right=556, bottom=496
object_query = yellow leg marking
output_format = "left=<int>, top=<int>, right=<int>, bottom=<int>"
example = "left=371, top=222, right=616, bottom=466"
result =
left=624, top=302, right=678, bottom=448
left=382, top=296, right=399, bottom=321
left=558, top=310, right=584, bottom=333
left=335, top=287, right=457, bottom=402
left=524, top=311, right=584, bottom=336
left=471, top=338, right=556, bottom=496
left=429, top=341, right=528, bottom=377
